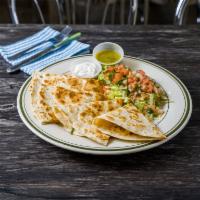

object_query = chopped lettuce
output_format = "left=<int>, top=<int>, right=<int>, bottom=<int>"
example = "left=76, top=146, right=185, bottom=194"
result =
left=98, top=73, right=104, bottom=81
left=134, top=99, right=146, bottom=111
left=107, top=85, right=128, bottom=100
left=149, top=93, right=156, bottom=106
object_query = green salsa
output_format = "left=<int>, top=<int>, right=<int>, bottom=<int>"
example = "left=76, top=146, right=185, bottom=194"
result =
left=96, top=50, right=121, bottom=64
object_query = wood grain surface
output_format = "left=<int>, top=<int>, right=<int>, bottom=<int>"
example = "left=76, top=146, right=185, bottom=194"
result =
left=0, top=25, right=199, bottom=200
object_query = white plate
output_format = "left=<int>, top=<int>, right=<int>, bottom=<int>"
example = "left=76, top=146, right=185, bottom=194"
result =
left=17, top=55, right=192, bottom=155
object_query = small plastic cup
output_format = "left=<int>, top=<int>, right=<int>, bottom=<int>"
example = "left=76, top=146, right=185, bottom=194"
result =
left=93, top=42, right=124, bottom=65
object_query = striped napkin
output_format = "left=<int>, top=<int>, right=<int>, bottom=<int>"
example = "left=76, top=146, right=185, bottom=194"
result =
left=0, top=26, right=90, bottom=75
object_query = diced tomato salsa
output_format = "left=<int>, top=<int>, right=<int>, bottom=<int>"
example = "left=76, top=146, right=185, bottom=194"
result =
left=98, top=64, right=168, bottom=120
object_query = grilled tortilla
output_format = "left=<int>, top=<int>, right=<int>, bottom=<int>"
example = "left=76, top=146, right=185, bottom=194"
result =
left=29, top=72, right=78, bottom=124
left=93, top=104, right=166, bottom=140
left=29, top=72, right=105, bottom=125
left=73, top=100, right=123, bottom=145
left=46, top=72, right=103, bottom=93
left=29, top=72, right=67, bottom=123
left=53, top=86, right=105, bottom=106
left=93, top=118, right=159, bottom=141
left=52, top=86, right=106, bottom=131
left=29, top=72, right=58, bottom=123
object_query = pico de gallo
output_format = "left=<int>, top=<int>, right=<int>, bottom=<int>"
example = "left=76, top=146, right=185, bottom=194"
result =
left=98, top=64, right=168, bottom=120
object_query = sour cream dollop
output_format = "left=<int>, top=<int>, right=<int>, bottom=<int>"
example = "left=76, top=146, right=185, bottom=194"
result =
left=70, top=60, right=102, bottom=78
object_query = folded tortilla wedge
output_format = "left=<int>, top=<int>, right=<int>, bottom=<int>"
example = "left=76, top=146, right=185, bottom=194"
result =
left=93, top=104, right=166, bottom=140
left=29, top=72, right=105, bottom=125
left=73, top=100, right=123, bottom=145
left=29, top=72, right=60, bottom=124
left=52, top=86, right=106, bottom=131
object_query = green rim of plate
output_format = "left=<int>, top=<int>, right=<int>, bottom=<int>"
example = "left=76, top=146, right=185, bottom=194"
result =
left=18, top=55, right=192, bottom=153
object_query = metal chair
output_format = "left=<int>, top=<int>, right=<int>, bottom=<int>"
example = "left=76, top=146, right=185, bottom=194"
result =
left=9, top=0, right=45, bottom=24
left=131, top=0, right=169, bottom=25
left=174, top=0, right=199, bottom=25
left=174, top=0, right=189, bottom=25
left=85, top=0, right=139, bottom=25
left=8, top=0, right=65, bottom=24
left=101, top=0, right=117, bottom=24
left=84, top=0, right=118, bottom=25
left=8, top=0, right=140, bottom=25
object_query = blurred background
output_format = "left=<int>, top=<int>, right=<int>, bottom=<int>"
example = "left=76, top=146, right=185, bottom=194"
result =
left=0, top=0, right=198, bottom=25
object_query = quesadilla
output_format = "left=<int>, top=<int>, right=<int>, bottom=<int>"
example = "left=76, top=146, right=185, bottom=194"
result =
left=72, top=100, right=123, bottom=145
left=93, top=104, right=166, bottom=140
left=53, top=86, right=105, bottom=106
left=29, top=72, right=57, bottom=123
left=29, top=72, right=77, bottom=124
left=29, top=72, right=42, bottom=108
left=45, top=72, right=103, bottom=93
left=29, top=72, right=105, bottom=125
left=52, top=86, right=106, bottom=130
left=93, top=118, right=159, bottom=141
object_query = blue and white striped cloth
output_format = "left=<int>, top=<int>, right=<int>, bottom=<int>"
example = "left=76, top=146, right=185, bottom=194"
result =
left=0, top=27, right=90, bottom=75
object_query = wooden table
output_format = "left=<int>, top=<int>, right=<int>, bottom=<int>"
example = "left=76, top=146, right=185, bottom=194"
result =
left=0, top=25, right=199, bottom=200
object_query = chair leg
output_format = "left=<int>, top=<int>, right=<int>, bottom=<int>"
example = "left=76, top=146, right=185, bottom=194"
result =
left=120, top=0, right=125, bottom=25
left=128, top=0, right=138, bottom=25
left=65, top=0, right=71, bottom=24
left=102, top=1, right=109, bottom=24
left=71, top=0, right=76, bottom=24
left=174, top=0, right=189, bottom=25
left=197, top=0, right=200, bottom=24
left=33, top=0, right=45, bottom=24
left=55, top=0, right=65, bottom=24
left=85, top=0, right=91, bottom=24
left=9, top=0, right=19, bottom=24
left=144, top=0, right=149, bottom=25
left=102, top=0, right=116, bottom=25
left=111, top=1, right=116, bottom=24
